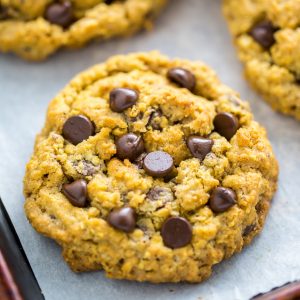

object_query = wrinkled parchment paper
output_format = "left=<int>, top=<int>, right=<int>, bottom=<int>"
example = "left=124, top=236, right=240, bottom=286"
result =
left=0, top=1, right=299, bottom=299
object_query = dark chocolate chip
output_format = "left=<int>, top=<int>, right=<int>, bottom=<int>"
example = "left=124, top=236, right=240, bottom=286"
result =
left=109, top=88, right=138, bottom=113
left=187, top=136, right=213, bottom=160
left=209, top=187, right=237, bottom=213
left=250, top=280, right=300, bottom=300
left=213, top=112, right=239, bottom=140
left=134, top=152, right=147, bottom=169
left=250, top=20, right=277, bottom=50
left=62, top=179, right=88, bottom=207
left=0, top=6, right=9, bottom=20
left=62, top=115, right=95, bottom=145
left=104, top=0, right=115, bottom=4
left=243, top=224, right=256, bottom=237
left=167, top=67, right=196, bottom=91
left=115, top=133, right=145, bottom=161
left=147, top=186, right=174, bottom=202
left=147, top=109, right=163, bottom=130
left=143, top=151, right=174, bottom=178
left=161, top=216, right=192, bottom=249
left=107, top=207, right=136, bottom=233
left=45, top=1, right=73, bottom=28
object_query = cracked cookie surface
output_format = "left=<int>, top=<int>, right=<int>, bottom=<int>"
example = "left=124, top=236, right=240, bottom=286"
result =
left=223, top=0, right=300, bottom=120
left=0, top=0, right=166, bottom=60
left=24, top=52, right=278, bottom=283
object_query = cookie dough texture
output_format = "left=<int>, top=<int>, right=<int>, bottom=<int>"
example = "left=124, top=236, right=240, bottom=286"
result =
left=0, top=0, right=167, bottom=60
left=223, top=0, right=300, bottom=120
left=24, top=52, right=278, bottom=283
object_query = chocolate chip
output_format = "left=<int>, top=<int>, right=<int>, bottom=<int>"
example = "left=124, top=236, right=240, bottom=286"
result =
left=107, top=207, right=136, bottom=233
left=109, top=88, right=138, bottom=113
left=104, top=0, right=115, bottom=4
left=147, top=109, right=163, bottom=130
left=0, top=6, right=9, bottom=20
left=62, top=179, right=88, bottom=207
left=250, top=20, right=277, bottom=50
left=147, top=186, right=174, bottom=203
left=143, top=151, right=174, bottom=178
left=62, top=115, right=95, bottom=145
left=243, top=224, right=256, bottom=237
left=45, top=1, right=73, bottom=28
left=209, top=187, right=237, bottom=213
left=161, top=216, right=192, bottom=249
left=213, top=112, right=239, bottom=140
left=115, top=133, right=145, bottom=161
left=167, top=67, right=196, bottom=91
left=187, top=136, right=213, bottom=160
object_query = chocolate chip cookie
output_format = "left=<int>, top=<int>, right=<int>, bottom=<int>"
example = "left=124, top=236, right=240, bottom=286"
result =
left=24, top=52, right=278, bottom=283
left=0, top=0, right=167, bottom=60
left=223, top=0, right=300, bottom=120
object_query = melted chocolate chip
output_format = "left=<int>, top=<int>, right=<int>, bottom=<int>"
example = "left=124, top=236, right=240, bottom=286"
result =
left=45, top=1, right=73, bottom=28
left=187, top=136, right=213, bottom=161
left=107, top=207, right=136, bottom=233
left=115, top=133, right=145, bottom=161
left=62, top=179, right=88, bottom=207
left=109, top=88, right=138, bottom=113
left=147, top=109, right=163, bottom=130
left=167, top=67, right=196, bottom=91
left=209, top=187, right=237, bottom=213
left=143, top=151, right=174, bottom=178
left=213, top=112, right=239, bottom=140
left=62, top=115, right=95, bottom=145
left=161, top=216, right=192, bottom=249
left=250, top=20, right=277, bottom=50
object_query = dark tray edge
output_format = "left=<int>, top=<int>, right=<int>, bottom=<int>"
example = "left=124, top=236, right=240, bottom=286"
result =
left=0, top=198, right=44, bottom=300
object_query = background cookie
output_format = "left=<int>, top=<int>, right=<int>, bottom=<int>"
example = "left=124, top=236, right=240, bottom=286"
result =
left=24, top=52, right=278, bottom=283
left=0, top=0, right=167, bottom=60
left=223, top=0, right=300, bottom=120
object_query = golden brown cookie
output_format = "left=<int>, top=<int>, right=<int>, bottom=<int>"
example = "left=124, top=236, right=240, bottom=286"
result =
left=223, top=0, right=300, bottom=120
left=24, top=52, right=278, bottom=283
left=0, top=0, right=167, bottom=60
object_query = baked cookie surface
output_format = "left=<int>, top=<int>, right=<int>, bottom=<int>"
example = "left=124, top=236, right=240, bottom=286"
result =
left=0, top=0, right=166, bottom=60
left=223, top=0, right=300, bottom=120
left=24, top=52, right=278, bottom=283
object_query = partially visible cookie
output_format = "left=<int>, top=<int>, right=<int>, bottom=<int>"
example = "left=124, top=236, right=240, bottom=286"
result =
left=24, top=52, right=278, bottom=283
left=0, top=0, right=167, bottom=60
left=223, top=0, right=300, bottom=120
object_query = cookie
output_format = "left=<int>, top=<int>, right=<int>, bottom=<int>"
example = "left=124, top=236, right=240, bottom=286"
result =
left=24, top=52, right=278, bottom=283
left=0, top=0, right=166, bottom=60
left=223, top=0, right=300, bottom=120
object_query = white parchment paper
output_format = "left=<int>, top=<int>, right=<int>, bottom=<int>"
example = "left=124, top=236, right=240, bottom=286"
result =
left=0, top=1, right=299, bottom=299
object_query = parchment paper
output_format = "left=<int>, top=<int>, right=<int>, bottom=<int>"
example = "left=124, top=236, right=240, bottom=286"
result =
left=0, top=1, right=299, bottom=299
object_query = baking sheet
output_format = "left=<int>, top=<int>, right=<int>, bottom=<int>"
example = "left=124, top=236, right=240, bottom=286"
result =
left=0, top=0, right=299, bottom=299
